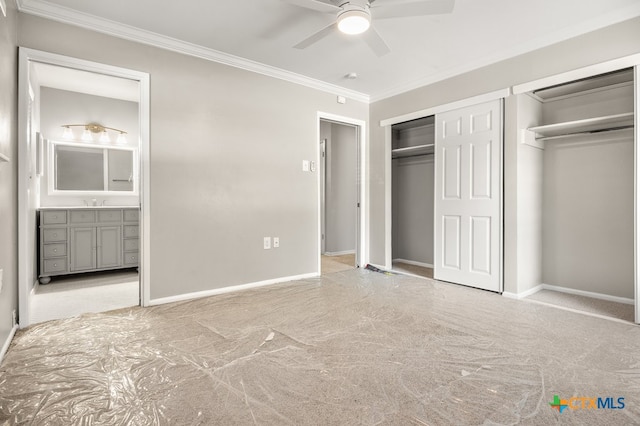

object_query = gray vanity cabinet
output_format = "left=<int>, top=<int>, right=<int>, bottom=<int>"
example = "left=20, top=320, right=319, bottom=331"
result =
left=70, top=227, right=97, bottom=271
left=39, top=208, right=139, bottom=284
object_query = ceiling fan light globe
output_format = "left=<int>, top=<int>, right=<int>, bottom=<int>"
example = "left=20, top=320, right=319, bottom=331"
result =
left=337, top=10, right=371, bottom=35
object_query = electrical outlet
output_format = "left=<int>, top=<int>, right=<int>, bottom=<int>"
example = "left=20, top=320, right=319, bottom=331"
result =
left=263, top=237, right=271, bottom=250
left=273, top=237, right=280, bottom=248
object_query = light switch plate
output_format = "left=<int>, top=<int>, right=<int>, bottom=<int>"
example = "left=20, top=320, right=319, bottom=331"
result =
left=273, top=237, right=279, bottom=248
left=302, top=160, right=310, bottom=172
left=264, top=237, right=271, bottom=250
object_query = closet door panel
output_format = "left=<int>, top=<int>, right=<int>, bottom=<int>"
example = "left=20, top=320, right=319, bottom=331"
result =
left=434, top=99, right=503, bottom=292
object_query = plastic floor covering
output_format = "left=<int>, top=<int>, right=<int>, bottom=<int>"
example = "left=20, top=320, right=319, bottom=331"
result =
left=1, top=269, right=640, bottom=424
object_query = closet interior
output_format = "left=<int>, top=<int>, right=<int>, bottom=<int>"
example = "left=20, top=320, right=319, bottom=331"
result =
left=391, top=116, right=435, bottom=279
left=520, top=67, right=635, bottom=321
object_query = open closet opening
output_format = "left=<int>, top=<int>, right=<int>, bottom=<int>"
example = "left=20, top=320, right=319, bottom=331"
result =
left=520, top=67, right=636, bottom=322
left=391, top=116, right=435, bottom=279
left=319, top=119, right=359, bottom=275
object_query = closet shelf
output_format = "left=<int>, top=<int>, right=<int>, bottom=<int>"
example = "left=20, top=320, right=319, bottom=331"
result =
left=392, top=144, right=434, bottom=159
left=528, top=112, right=634, bottom=140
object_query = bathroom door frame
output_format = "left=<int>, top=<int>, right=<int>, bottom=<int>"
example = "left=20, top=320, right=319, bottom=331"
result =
left=317, top=113, right=368, bottom=272
left=17, top=48, right=151, bottom=327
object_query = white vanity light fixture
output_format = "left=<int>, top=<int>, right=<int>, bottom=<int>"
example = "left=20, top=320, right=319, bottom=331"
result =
left=61, top=123, right=127, bottom=144
left=99, top=130, right=111, bottom=143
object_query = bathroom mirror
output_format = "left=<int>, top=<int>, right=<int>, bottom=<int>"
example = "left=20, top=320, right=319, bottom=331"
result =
left=49, top=140, right=137, bottom=193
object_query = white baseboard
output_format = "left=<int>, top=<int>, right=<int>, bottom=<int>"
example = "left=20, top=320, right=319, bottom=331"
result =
left=392, top=259, right=433, bottom=269
left=0, top=325, right=18, bottom=365
left=323, top=250, right=356, bottom=256
left=148, top=272, right=319, bottom=306
left=502, top=284, right=544, bottom=300
left=541, top=283, right=634, bottom=305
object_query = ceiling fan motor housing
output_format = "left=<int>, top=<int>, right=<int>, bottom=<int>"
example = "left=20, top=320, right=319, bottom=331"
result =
left=337, top=1, right=372, bottom=34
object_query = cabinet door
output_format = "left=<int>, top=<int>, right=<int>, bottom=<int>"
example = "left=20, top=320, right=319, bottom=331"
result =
left=70, top=227, right=96, bottom=272
left=98, top=226, right=122, bottom=269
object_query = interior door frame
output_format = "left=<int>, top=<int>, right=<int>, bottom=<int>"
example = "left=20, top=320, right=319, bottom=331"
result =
left=17, top=48, right=151, bottom=328
left=317, top=113, right=367, bottom=272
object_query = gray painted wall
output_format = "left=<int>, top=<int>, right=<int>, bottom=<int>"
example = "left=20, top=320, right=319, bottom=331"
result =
left=17, top=13, right=369, bottom=300
left=369, top=16, right=640, bottom=275
left=392, top=124, right=435, bottom=265
left=324, top=122, right=357, bottom=255
left=392, top=156, right=434, bottom=265
left=39, top=87, right=139, bottom=206
left=541, top=87, right=634, bottom=299
left=0, top=0, right=18, bottom=351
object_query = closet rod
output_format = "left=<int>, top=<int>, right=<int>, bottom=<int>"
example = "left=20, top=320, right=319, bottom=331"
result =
left=537, top=125, right=634, bottom=142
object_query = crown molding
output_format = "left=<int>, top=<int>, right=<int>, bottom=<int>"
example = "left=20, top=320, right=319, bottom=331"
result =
left=369, top=2, right=640, bottom=103
left=16, top=0, right=370, bottom=104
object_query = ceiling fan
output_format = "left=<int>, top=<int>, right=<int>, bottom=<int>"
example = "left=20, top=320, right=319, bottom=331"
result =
left=283, top=0, right=455, bottom=56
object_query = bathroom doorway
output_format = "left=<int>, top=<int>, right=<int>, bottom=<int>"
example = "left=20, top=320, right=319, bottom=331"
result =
left=18, top=48, right=150, bottom=326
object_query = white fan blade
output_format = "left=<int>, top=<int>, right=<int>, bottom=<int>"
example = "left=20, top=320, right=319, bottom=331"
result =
left=362, top=27, right=391, bottom=57
left=294, top=23, right=337, bottom=49
left=282, top=0, right=341, bottom=13
left=372, top=0, right=455, bottom=19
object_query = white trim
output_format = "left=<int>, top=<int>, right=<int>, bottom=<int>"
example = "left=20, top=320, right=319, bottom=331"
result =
left=317, top=112, right=368, bottom=272
left=392, top=259, right=433, bottom=269
left=148, top=272, right=318, bottom=306
left=324, top=250, right=356, bottom=256
left=379, top=88, right=511, bottom=127
left=635, top=65, right=639, bottom=323
left=0, top=153, right=9, bottom=162
left=17, top=48, right=151, bottom=326
left=16, top=0, right=369, bottom=104
left=0, top=325, right=18, bottom=365
left=384, top=125, right=392, bottom=270
left=522, top=299, right=633, bottom=325
left=513, top=53, right=640, bottom=95
left=501, top=284, right=544, bottom=300
left=540, top=283, right=635, bottom=305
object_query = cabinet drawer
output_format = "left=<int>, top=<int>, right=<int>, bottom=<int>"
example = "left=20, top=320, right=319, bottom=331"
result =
left=70, top=210, right=96, bottom=224
left=124, top=252, right=139, bottom=266
left=124, top=225, right=139, bottom=238
left=124, top=209, right=139, bottom=222
left=98, top=210, right=122, bottom=223
left=43, top=228, right=67, bottom=243
left=43, top=258, right=67, bottom=274
left=42, top=211, right=67, bottom=225
left=43, top=243, right=67, bottom=258
left=123, top=239, right=139, bottom=252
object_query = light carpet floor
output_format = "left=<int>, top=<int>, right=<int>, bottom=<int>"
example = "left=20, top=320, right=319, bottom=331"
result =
left=3, top=269, right=640, bottom=424
left=392, top=261, right=434, bottom=279
left=30, top=271, right=139, bottom=325
left=321, top=253, right=356, bottom=275
left=524, top=288, right=634, bottom=323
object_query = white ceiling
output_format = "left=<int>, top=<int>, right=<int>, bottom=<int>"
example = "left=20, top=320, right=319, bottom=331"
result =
left=18, top=0, right=640, bottom=102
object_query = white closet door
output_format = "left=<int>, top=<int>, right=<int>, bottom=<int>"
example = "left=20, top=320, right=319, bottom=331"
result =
left=434, top=99, right=503, bottom=292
